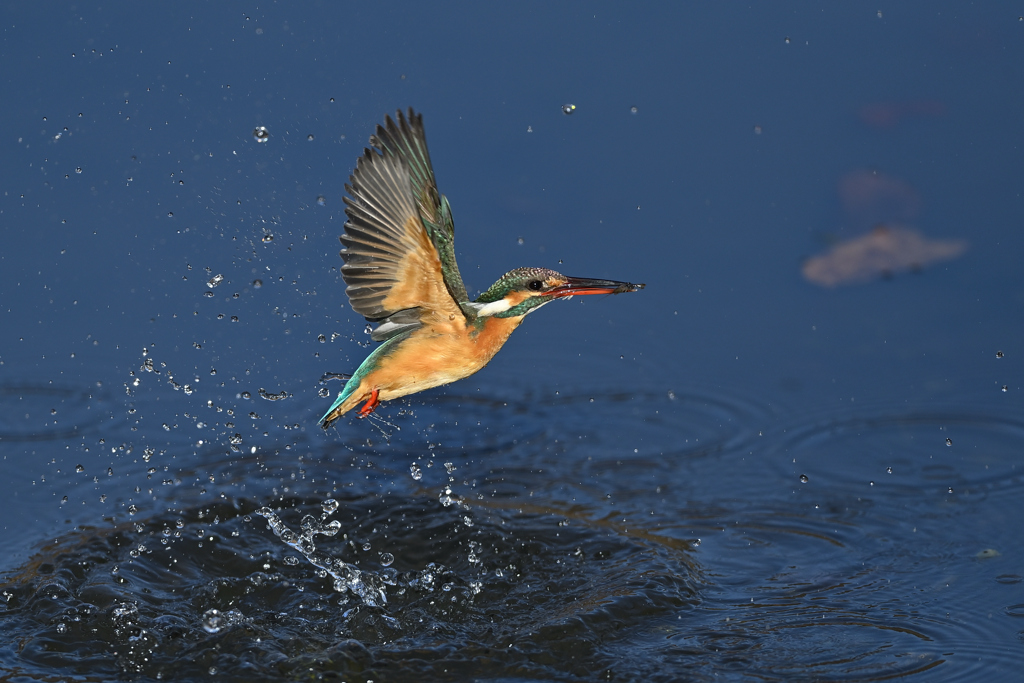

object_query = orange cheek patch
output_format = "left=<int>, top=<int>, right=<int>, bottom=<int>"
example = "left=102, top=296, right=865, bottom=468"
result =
left=504, top=291, right=532, bottom=307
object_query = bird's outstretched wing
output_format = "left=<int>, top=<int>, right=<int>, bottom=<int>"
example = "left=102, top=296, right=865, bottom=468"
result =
left=340, top=109, right=470, bottom=341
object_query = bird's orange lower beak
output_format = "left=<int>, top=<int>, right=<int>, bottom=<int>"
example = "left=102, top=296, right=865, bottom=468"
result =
left=549, top=276, right=646, bottom=298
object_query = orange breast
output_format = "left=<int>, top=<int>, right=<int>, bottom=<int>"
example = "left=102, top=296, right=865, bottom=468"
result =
left=368, top=314, right=523, bottom=402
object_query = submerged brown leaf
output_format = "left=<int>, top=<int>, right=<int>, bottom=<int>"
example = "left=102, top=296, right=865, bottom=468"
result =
left=802, top=225, right=968, bottom=287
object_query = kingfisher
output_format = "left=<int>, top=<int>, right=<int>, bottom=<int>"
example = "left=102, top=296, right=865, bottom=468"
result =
left=319, top=108, right=644, bottom=428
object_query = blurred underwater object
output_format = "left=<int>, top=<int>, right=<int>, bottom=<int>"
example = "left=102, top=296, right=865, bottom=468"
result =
left=859, top=100, right=946, bottom=129
left=839, top=169, right=921, bottom=232
left=802, top=224, right=968, bottom=287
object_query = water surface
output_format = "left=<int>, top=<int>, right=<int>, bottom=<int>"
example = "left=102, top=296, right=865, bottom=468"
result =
left=2, top=3, right=1023, bottom=680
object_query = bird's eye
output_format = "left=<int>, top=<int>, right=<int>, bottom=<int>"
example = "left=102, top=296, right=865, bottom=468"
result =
left=527, top=280, right=544, bottom=291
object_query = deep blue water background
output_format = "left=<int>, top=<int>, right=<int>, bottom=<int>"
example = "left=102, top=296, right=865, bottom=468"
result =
left=2, top=3, right=1023, bottom=681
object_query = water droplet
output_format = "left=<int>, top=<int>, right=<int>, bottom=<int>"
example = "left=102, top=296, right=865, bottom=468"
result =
left=869, top=480, right=875, bottom=486
left=996, top=350, right=1004, bottom=358
left=784, top=36, right=791, bottom=44
left=75, top=464, right=84, bottom=473
left=364, top=324, right=373, bottom=335
left=261, top=233, right=273, bottom=243
left=322, top=498, right=339, bottom=513
left=380, top=552, right=395, bottom=567
left=241, top=391, right=251, bottom=399
left=166, top=211, right=173, bottom=218
left=945, top=437, right=953, bottom=446
left=877, top=10, right=883, bottom=18
left=202, top=608, right=225, bottom=633
left=252, top=279, right=263, bottom=288
left=517, top=237, right=524, bottom=245
left=127, top=504, right=137, bottom=515
left=799, top=474, right=809, bottom=483
left=203, top=290, right=214, bottom=298
left=1002, top=385, right=1009, bottom=393
left=753, top=125, right=763, bottom=134
left=230, top=315, right=239, bottom=323
left=283, top=555, right=299, bottom=565
left=307, top=134, right=314, bottom=141
left=253, top=126, right=269, bottom=142
left=667, top=390, right=676, bottom=400
left=316, top=195, right=326, bottom=206
left=410, top=463, right=422, bottom=480
left=948, top=487, right=954, bottom=494
left=318, top=387, right=330, bottom=397
left=258, top=388, right=288, bottom=401
left=75, top=167, right=83, bottom=174
left=630, top=106, right=638, bottom=114
left=207, top=273, right=224, bottom=288
left=886, top=466, right=893, bottom=474
left=55, top=622, right=67, bottom=634
left=362, top=542, right=372, bottom=552
left=107, top=467, right=114, bottom=476
left=561, top=103, right=576, bottom=115
left=317, top=334, right=326, bottom=343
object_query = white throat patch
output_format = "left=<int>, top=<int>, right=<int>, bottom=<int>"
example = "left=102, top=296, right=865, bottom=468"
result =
left=472, top=299, right=513, bottom=317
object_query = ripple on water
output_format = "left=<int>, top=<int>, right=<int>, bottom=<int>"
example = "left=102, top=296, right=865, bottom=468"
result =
left=754, top=408, right=1024, bottom=679
left=363, top=387, right=774, bottom=498
left=0, top=382, right=111, bottom=441
left=768, top=410, right=1024, bottom=498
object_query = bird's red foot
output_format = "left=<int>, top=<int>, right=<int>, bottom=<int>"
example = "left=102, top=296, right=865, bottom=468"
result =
left=357, top=389, right=380, bottom=418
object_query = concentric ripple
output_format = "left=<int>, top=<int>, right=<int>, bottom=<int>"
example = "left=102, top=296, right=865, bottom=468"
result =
left=767, top=410, right=1024, bottom=497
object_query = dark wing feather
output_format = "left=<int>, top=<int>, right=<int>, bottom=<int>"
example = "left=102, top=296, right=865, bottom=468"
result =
left=340, top=109, right=469, bottom=331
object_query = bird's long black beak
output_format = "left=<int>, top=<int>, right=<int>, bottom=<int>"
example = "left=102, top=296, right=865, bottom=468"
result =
left=549, top=276, right=646, bottom=298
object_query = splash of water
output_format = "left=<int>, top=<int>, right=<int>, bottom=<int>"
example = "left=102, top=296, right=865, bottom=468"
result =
left=256, top=500, right=395, bottom=607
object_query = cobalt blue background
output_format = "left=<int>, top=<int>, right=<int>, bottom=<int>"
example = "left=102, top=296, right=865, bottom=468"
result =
left=1, top=2, right=1023, bottom=679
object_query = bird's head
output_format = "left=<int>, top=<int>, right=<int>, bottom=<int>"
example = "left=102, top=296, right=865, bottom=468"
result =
left=473, top=267, right=644, bottom=318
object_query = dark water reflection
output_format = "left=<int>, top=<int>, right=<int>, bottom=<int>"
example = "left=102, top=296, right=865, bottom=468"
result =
left=3, top=384, right=1022, bottom=680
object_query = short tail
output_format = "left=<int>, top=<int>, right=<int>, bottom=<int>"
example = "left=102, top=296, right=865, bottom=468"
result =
left=319, top=383, right=362, bottom=429
left=320, top=395, right=354, bottom=429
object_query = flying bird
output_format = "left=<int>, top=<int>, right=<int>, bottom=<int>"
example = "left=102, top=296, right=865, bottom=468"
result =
left=320, top=109, right=644, bottom=428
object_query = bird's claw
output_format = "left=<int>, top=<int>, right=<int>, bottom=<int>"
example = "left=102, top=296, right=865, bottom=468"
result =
left=357, top=389, right=380, bottom=418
